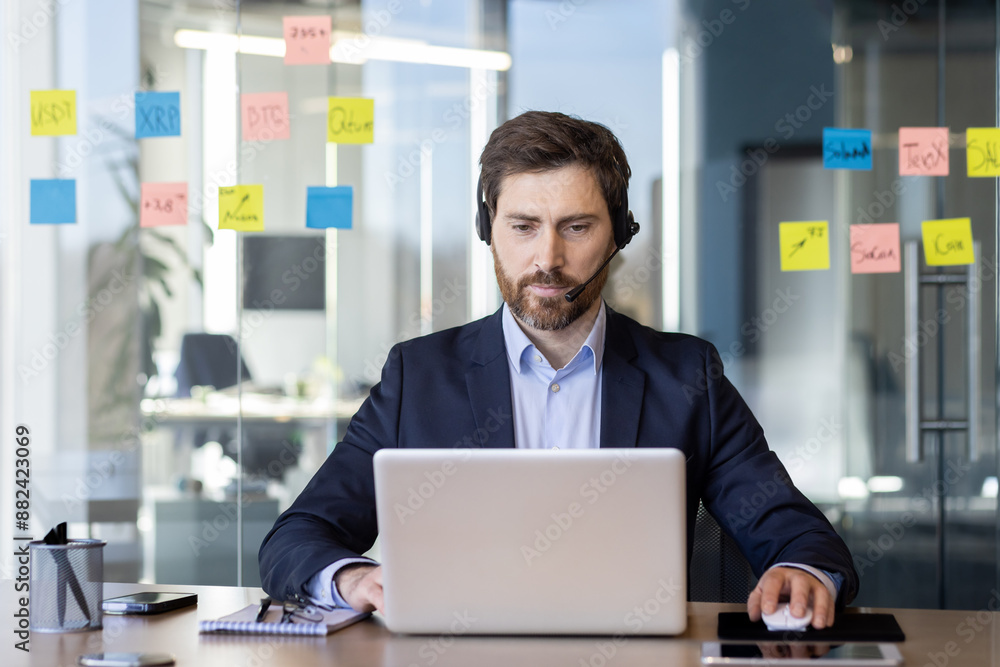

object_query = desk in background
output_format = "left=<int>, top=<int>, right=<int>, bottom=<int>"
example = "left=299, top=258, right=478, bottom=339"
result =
left=5, top=582, right=999, bottom=667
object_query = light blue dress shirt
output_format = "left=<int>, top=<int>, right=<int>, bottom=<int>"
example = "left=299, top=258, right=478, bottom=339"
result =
left=307, top=301, right=841, bottom=607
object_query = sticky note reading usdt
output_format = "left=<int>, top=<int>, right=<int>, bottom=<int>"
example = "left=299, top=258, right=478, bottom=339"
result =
left=922, top=218, right=974, bottom=266
left=779, top=221, right=830, bottom=271
left=219, top=185, right=264, bottom=231
left=30, top=90, right=76, bottom=135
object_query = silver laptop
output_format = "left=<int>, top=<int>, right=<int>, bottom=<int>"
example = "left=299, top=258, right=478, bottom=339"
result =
left=373, top=448, right=687, bottom=635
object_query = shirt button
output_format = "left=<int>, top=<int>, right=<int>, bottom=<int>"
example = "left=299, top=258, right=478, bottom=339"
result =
left=551, top=383, right=560, bottom=393
left=534, top=355, right=542, bottom=363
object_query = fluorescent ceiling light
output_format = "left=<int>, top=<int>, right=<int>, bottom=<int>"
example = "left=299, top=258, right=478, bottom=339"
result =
left=837, top=476, right=870, bottom=500
left=174, top=29, right=511, bottom=71
left=866, top=476, right=904, bottom=493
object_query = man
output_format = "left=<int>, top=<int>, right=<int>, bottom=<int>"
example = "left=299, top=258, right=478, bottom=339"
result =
left=259, top=111, right=859, bottom=629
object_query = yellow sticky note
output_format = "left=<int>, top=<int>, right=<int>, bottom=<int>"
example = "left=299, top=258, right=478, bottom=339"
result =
left=966, top=128, right=1000, bottom=177
left=922, top=218, right=974, bottom=266
left=779, top=221, right=830, bottom=271
left=327, top=97, right=374, bottom=144
left=219, top=185, right=264, bottom=231
left=31, top=90, right=76, bottom=136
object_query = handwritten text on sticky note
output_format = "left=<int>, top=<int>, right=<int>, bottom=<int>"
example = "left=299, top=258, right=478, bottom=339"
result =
left=219, top=185, right=264, bottom=231
left=30, top=179, right=76, bottom=224
left=779, top=221, right=830, bottom=271
left=30, top=90, right=76, bottom=136
left=141, top=183, right=188, bottom=227
left=966, top=128, right=1000, bottom=177
left=823, top=128, right=872, bottom=170
left=135, top=92, right=181, bottom=138
left=922, top=218, right=975, bottom=266
left=306, top=186, right=353, bottom=229
left=328, top=97, right=374, bottom=144
left=241, top=92, right=290, bottom=142
left=899, top=127, right=949, bottom=176
left=850, top=223, right=900, bottom=274
left=284, top=16, right=331, bottom=65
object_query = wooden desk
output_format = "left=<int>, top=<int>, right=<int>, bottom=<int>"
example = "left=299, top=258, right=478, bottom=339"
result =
left=6, top=582, right=998, bottom=666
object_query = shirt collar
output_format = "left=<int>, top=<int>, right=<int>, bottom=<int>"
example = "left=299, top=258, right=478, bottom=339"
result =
left=501, top=300, right=607, bottom=376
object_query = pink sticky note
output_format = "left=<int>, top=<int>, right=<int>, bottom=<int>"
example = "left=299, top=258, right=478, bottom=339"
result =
left=899, top=127, right=949, bottom=176
left=241, top=92, right=290, bottom=141
left=140, top=182, right=188, bottom=227
left=850, top=223, right=901, bottom=274
left=283, top=16, right=331, bottom=65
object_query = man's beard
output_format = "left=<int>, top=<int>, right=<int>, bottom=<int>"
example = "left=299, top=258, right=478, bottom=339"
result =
left=492, top=249, right=611, bottom=331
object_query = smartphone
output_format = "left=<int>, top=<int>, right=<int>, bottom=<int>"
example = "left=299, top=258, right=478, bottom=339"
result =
left=102, top=592, right=197, bottom=615
left=78, top=653, right=175, bottom=667
left=701, top=642, right=903, bottom=666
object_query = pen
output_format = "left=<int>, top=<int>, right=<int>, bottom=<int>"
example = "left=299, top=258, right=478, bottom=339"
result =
left=255, top=597, right=272, bottom=622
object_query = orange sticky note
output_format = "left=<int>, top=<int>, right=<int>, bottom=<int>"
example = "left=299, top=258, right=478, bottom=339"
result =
left=30, top=90, right=76, bottom=135
left=898, top=127, right=949, bottom=176
left=966, top=128, right=1000, bottom=177
left=922, top=218, right=975, bottom=266
left=219, top=185, right=264, bottom=231
left=283, top=16, right=331, bottom=65
left=241, top=92, right=290, bottom=141
left=779, top=221, right=830, bottom=272
left=140, top=183, right=188, bottom=227
left=850, top=224, right=900, bottom=274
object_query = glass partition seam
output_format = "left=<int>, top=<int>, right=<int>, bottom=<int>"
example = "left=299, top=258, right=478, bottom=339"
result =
left=235, top=0, right=244, bottom=589
left=995, top=0, right=1000, bottom=607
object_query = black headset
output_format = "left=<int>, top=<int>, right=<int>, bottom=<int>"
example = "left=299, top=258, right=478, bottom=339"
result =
left=474, top=167, right=640, bottom=249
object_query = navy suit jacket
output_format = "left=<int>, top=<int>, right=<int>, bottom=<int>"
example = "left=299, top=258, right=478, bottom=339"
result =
left=259, top=306, right=859, bottom=605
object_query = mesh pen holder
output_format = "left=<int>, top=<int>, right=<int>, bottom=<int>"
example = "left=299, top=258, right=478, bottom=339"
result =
left=29, top=539, right=105, bottom=633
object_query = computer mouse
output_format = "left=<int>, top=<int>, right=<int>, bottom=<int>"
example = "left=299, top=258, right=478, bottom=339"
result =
left=761, top=602, right=812, bottom=631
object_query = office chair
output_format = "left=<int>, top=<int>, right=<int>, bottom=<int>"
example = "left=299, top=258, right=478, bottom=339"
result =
left=688, top=501, right=754, bottom=603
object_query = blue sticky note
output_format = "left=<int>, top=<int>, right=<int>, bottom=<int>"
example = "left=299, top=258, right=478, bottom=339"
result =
left=30, top=179, right=76, bottom=224
left=135, top=91, right=181, bottom=138
left=823, top=128, right=872, bottom=170
left=306, top=186, right=353, bottom=229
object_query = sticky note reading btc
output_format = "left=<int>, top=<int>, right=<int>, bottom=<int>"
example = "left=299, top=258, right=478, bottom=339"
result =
left=306, top=186, right=353, bottom=229
left=242, top=92, right=290, bottom=141
left=31, top=90, right=76, bottom=135
left=779, top=221, right=830, bottom=271
left=922, top=218, right=974, bottom=266
left=135, top=92, right=181, bottom=138
left=823, top=128, right=872, bottom=170
left=328, top=97, right=374, bottom=144
left=141, top=183, right=188, bottom=227
left=219, top=185, right=264, bottom=231
left=898, top=127, right=949, bottom=176
left=850, top=223, right=901, bottom=274
left=284, top=15, right=331, bottom=65
left=30, top=179, right=76, bottom=224
left=966, top=128, right=1000, bottom=177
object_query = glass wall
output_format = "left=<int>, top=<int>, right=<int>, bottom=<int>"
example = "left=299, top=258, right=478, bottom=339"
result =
left=2, top=0, right=998, bottom=612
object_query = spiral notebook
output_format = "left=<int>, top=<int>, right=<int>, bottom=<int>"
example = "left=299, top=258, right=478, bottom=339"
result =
left=199, top=603, right=370, bottom=636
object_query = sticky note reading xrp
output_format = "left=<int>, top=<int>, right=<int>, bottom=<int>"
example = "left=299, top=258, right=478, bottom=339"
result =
left=31, top=90, right=76, bottom=135
left=135, top=92, right=181, bottom=138
left=328, top=97, right=374, bottom=144
left=219, top=185, right=264, bottom=231
left=922, top=218, right=975, bottom=266
left=141, top=183, right=188, bottom=227
left=899, top=127, right=949, bottom=176
left=306, top=186, right=353, bottom=229
left=242, top=93, right=290, bottom=141
left=823, top=128, right=872, bottom=170
left=284, top=15, right=332, bottom=65
left=966, top=128, right=1000, bottom=177
left=780, top=221, right=830, bottom=271
left=850, top=223, right=901, bottom=274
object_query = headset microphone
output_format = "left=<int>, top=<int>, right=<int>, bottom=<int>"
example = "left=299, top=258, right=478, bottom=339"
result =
left=564, top=244, right=624, bottom=303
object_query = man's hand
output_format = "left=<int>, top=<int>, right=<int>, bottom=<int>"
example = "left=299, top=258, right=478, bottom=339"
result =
left=747, top=566, right=835, bottom=630
left=334, top=563, right=384, bottom=614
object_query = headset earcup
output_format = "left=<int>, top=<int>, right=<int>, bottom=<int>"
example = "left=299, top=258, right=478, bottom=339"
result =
left=475, top=177, right=491, bottom=245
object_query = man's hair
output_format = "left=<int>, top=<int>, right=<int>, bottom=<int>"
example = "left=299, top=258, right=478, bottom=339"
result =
left=478, top=110, right=631, bottom=222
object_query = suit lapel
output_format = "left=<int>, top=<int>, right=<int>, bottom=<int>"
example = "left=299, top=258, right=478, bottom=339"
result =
left=600, top=309, right=645, bottom=448
left=466, top=309, right=516, bottom=448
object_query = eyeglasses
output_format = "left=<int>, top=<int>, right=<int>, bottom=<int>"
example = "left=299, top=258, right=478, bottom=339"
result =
left=278, top=594, right=335, bottom=624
